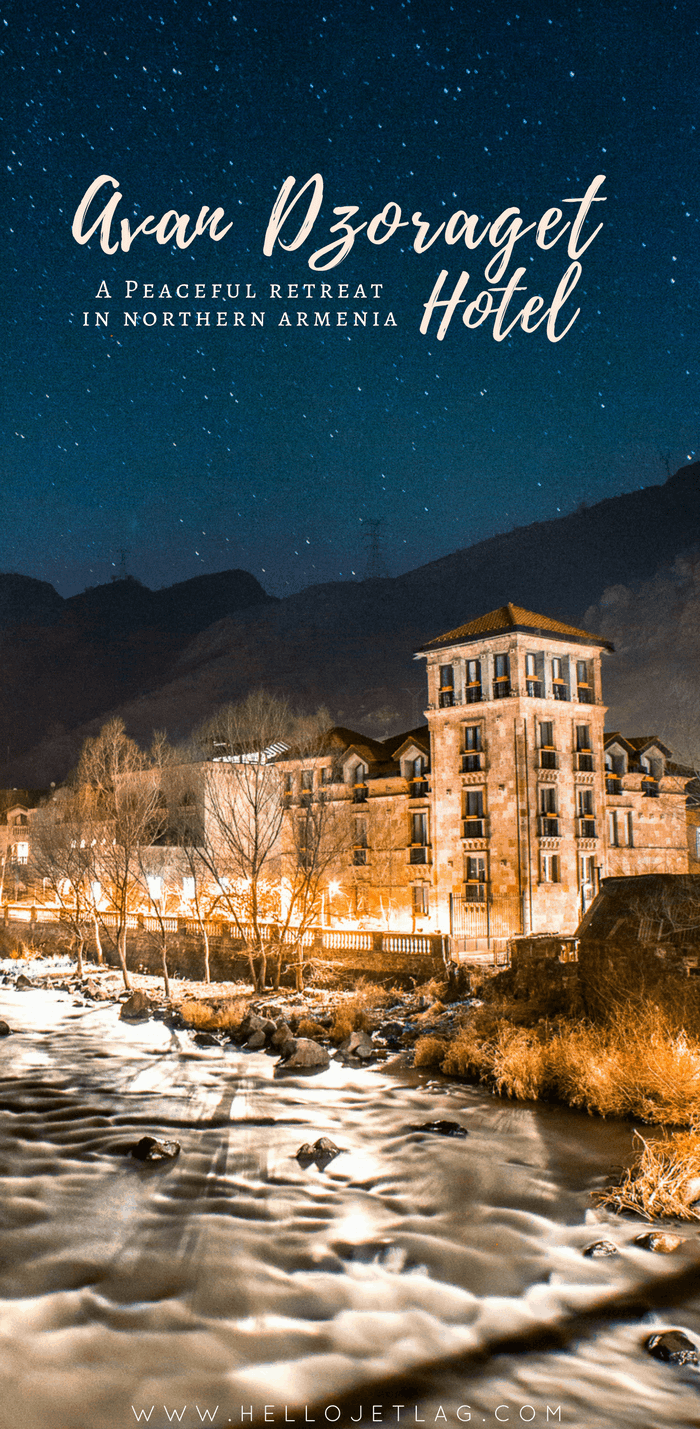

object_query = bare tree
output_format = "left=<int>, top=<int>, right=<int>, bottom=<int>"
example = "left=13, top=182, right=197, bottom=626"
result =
left=76, top=718, right=171, bottom=990
left=191, top=693, right=342, bottom=993
left=30, top=784, right=101, bottom=977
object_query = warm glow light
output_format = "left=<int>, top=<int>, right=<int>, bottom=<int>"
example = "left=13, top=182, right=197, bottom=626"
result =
left=329, top=881, right=341, bottom=895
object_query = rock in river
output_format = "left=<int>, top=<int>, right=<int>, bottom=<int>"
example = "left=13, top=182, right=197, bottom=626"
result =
left=634, top=1230, right=685, bottom=1254
left=0, top=1020, right=11, bottom=1037
left=278, top=1037, right=330, bottom=1069
left=646, top=1330, right=699, bottom=1365
left=340, top=1029, right=375, bottom=1060
left=119, top=989, right=152, bottom=1020
left=408, top=1119, right=468, bottom=1138
left=296, top=1137, right=342, bottom=1166
left=131, top=1135, right=181, bottom=1162
left=582, top=1240, right=619, bottom=1258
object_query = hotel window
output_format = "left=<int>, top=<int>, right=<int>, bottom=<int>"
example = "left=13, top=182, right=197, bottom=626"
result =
left=410, top=811, right=429, bottom=863
left=525, top=651, right=543, bottom=697
left=14, top=842, right=29, bottom=865
left=439, top=664, right=454, bottom=708
left=539, top=720, right=557, bottom=768
left=493, top=653, right=510, bottom=698
left=464, top=854, right=487, bottom=900
left=409, top=755, right=430, bottom=795
left=320, top=765, right=332, bottom=785
left=462, top=724, right=482, bottom=772
left=300, top=769, right=313, bottom=804
left=540, top=853, right=560, bottom=883
left=576, top=724, right=594, bottom=771
left=283, top=772, right=294, bottom=801
left=463, top=789, right=485, bottom=837
left=412, top=883, right=429, bottom=916
left=353, top=763, right=369, bottom=802
left=625, top=811, right=634, bottom=847
left=608, top=811, right=619, bottom=847
left=577, top=788, right=596, bottom=837
left=552, top=656, right=569, bottom=700
left=352, top=817, right=368, bottom=866
left=182, top=876, right=196, bottom=900
left=465, top=658, right=482, bottom=703
left=576, top=659, right=593, bottom=703
left=539, top=787, right=559, bottom=836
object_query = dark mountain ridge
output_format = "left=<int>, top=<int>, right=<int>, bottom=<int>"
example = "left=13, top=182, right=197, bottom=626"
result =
left=3, top=461, right=699, bottom=784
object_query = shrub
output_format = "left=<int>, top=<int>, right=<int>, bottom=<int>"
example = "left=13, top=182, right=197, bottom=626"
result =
left=414, top=1035, right=449, bottom=1067
left=296, top=1018, right=328, bottom=1040
left=596, top=1129, right=700, bottom=1221
left=177, top=997, right=247, bottom=1033
left=329, top=981, right=393, bottom=1043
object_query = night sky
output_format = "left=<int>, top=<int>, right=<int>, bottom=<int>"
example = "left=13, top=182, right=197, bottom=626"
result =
left=3, top=0, right=698, bottom=598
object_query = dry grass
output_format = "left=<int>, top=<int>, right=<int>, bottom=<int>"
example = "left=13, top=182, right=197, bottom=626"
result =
left=296, top=1018, right=329, bottom=1040
left=414, top=1035, right=449, bottom=1068
left=596, top=1130, right=700, bottom=1221
left=438, top=1004, right=700, bottom=1126
left=177, top=996, right=248, bottom=1033
left=330, top=981, right=394, bottom=1043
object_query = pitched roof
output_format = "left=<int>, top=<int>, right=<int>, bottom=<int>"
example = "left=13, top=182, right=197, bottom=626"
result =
left=418, top=603, right=614, bottom=651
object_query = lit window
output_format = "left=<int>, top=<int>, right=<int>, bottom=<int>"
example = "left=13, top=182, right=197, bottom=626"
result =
left=183, top=877, right=196, bottom=900
left=147, top=875, right=162, bottom=902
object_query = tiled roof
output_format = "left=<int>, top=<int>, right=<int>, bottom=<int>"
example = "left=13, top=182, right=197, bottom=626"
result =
left=420, top=603, right=614, bottom=651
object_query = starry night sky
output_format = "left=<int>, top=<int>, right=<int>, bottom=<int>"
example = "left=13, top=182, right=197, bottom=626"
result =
left=3, top=0, right=698, bottom=598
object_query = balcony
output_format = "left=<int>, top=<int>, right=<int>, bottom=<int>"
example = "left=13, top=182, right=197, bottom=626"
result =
left=465, top=684, right=482, bottom=704
left=578, top=818, right=597, bottom=838
left=553, top=682, right=569, bottom=701
left=462, top=818, right=485, bottom=838
left=409, top=845, right=429, bottom=864
left=540, top=749, right=558, bottom=769
left=353, top=783, right=368, bottom=804
left=642, top=777, right=660, bottom=798
left=493, top=679, right=511, bottom=699
left=577, top=685, right=594, bottom=704
left=439, top=688, right=454, bottom=708
left=461, top=753, right=482, bottom=773
left=577, top=753, right=594, bottom=772
left=606, top=776, right=622, bottom=795
left=538, top=816, right=559, bottom=837
left=526, top=679, right=543, bottom=697
left=408, top=778, right=430, bottom=797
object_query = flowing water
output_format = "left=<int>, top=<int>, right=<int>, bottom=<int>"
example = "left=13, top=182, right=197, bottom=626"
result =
left=1, top=982, right=699, bottom=1429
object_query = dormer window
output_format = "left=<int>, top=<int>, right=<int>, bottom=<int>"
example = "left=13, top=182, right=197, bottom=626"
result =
left=439, top=664, right=454, bottom=708
left=353, top=763, right=369, bottom=802
left=493, top=653, right=510, bottom=698
left=408, top=755, right=429, bottom=796
left=465, top=659, right=482, bottom=704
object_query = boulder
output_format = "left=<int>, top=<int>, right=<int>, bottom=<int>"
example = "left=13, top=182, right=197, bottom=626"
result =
left=296, top=1136, right=342, bottom=1165
left=271, top=1022, right=294, bottom=1048
left=646, top=1330, right=699, bottom=1365
left=245, top=1029, right=267, bottom=1050
left=408, top=1119, right=468, bottom=1138
left=193, top=1031, right=220, bottom=1047
left=119, top=990, right=152, bottom=1020
left=131, top=1135, right=180, bottom=1162
left=634, top=1231, right=685, bottom=1254
left=0, top=1020, right=11, bottom=1037
left=15, top=974, right=32, bottom=989
left=278, top=1037, right=330, bottom=1069
left=582, top=1240, right=619, bottom=1258
left=239, top=1011, right=276, bottom=1040
left=340, top=1030, right=375, bottom=1060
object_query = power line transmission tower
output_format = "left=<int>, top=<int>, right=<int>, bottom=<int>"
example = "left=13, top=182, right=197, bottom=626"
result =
left=362, top=519, right=390, bottom=579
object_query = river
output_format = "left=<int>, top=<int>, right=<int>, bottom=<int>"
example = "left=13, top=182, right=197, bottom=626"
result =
left=1, top=982, right=699, bottom=1429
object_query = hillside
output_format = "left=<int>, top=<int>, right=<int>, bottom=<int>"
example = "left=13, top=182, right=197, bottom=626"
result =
left=3, top=461, right=699, bottom=784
